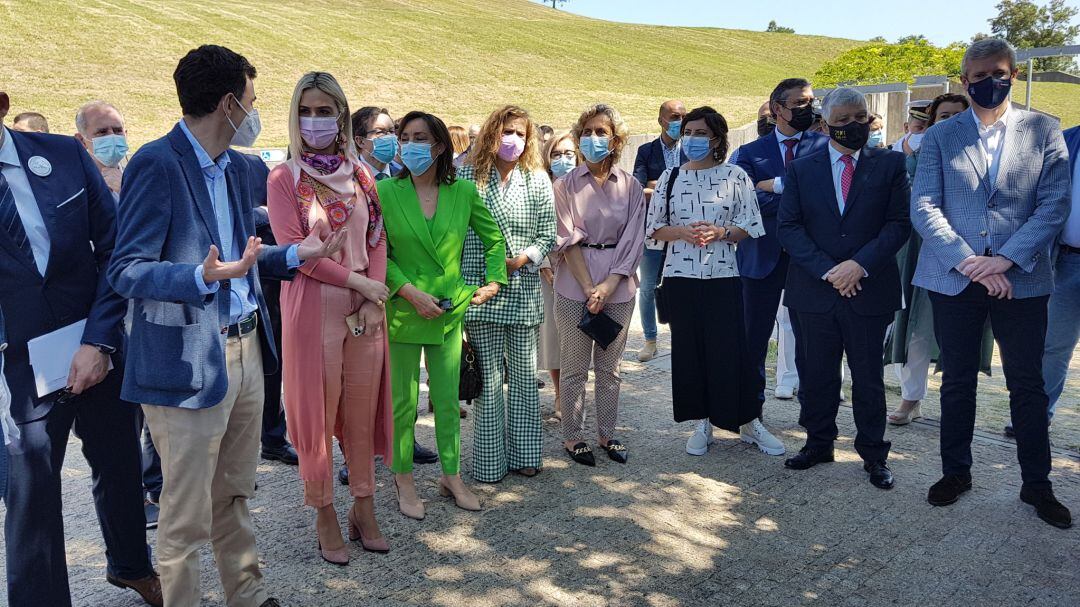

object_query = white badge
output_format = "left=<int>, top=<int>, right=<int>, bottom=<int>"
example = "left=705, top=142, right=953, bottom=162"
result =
left=28, top=156, right=52, bottom=177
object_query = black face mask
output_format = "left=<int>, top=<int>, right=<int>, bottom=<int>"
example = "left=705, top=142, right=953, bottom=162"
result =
left=967, top=75, right=1012, bottom=110
left=757, top=116, right=775, bottom=137
left=785, top=104, right=816, bottom=132
left=828, top=120, right=870, bottom=151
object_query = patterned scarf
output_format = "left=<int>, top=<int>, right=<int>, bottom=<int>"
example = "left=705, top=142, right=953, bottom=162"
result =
left=299, top=152, right=344, bottom=175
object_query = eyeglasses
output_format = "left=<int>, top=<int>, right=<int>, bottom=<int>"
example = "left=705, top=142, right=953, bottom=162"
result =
left=365, top=128, right=395, bottom=138
left=550, top=151, right=576, bottom=161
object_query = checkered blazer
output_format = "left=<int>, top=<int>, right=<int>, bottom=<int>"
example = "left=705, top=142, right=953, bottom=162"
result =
left=911, top=108, right=1071, bottom=298
left=459, top=165, right=556, bottom=326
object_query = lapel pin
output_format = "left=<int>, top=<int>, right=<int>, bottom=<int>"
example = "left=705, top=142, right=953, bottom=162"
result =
left=28, top=156, right=52, bottom=177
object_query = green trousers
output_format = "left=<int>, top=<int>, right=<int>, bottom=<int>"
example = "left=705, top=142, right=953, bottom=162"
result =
left=389, top=322, right=462, bottom=475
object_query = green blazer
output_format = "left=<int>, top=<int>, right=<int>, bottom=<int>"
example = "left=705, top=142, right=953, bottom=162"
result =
left=378, top=176, right=507, bottom=345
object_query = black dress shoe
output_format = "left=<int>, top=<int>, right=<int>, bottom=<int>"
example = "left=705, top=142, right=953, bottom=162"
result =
left=1020, top=486, right=1073, bottom=529
left=601, top=440, right=628, bottom=464
left=259, top=599, right=281, bottom=607
left=565, top=442, right=596, bottom=466
left=927, top=473, right=972, bottom=506
left=1004, top=423, right=1016, bottom=438
left=414, top=441, right=439, bottom=465
left=783, top=446, right=834, bottom=470
left=864, top=460, right=895, bottom=490
left=338, top=464, right=350, bottom=486
left=260, top=443, right=299, bottom=466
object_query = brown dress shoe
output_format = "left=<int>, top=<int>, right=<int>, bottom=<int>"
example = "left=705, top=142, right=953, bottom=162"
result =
left=106, top=571, right=163, bottom=607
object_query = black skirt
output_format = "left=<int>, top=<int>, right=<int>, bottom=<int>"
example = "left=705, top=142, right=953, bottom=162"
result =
left=665, top=276, right=763, bottom=432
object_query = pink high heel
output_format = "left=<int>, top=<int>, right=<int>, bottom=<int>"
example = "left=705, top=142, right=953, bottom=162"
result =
left=348, top=506, right=389, bottom=553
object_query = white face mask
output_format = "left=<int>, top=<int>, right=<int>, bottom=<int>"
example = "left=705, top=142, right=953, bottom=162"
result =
left=226, top=94, right=261, bottom=148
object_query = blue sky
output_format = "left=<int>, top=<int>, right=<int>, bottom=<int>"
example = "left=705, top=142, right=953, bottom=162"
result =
left=536, top=0, right=1080, bottom=46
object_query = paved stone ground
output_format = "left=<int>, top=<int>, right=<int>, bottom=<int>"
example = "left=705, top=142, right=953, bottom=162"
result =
left=1, top=316, right=1078, bottom=607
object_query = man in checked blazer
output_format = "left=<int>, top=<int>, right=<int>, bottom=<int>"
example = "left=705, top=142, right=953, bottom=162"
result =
left=911, top=38, right=1072, bottom=528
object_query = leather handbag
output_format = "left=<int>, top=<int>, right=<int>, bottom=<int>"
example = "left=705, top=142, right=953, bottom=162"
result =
left=577, top=309, right=624, bottom=350
left=654, top=167, right=680, bottom=325
left=458, top=332, right=482, bottom=403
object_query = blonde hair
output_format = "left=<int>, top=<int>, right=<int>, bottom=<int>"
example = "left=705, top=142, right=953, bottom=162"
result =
left=448, top=125, right=470, bottom=156
left=542, top=129, right=577, bottom=176
left=465, top=105, right=545, bottom=187
left=286, top=71, right=354, bottom=161
left=571, top=103, right=630, bottom=166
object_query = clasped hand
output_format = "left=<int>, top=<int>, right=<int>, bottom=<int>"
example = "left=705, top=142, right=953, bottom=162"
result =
left=676, top=222, right=724, bottom=247
left=959, top=255, right=1014, bottom=299
left=826, top=259, right=865, bottom=298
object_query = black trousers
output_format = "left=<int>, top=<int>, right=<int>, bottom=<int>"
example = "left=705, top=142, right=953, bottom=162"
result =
left=741, top=253, right=802, bottom=405
left=930, top=283, right=1051, bottom=488
left=260, top=276, right=289, bottom=448
left=793, top=301, right=892, bottom=462
left=4, top=370, right=152, bottom=607
left=667, top=277, right=762, bottom=431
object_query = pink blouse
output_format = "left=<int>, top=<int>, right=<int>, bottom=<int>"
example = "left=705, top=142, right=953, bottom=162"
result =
left=553, top=164, right=646, bottom=303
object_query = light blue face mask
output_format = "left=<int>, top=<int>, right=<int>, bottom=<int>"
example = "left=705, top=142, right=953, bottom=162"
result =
left=867, top=130, right=885, bottom=148
left=371, top=135, right=399, bottom=164
left=578, top=135, right=611, bottom=164
left=682, top=135, right=714, bottom=162
left=400, top=141, right=435, bottom=176
left=92, top=134, right=128, bottom=168
left=666, top=119, right=682, bottom=140
left=550, top=156, right=576, bottom=178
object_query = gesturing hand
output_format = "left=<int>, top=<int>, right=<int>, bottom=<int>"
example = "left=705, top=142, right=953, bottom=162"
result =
left=959, top=255, right=1013, bottom=283
left=471, top=282, right=501, bottom=306
left=67, top=345, right=110, bottom=395
left=203, top=237, right=261, bottom=284
left=298, top=218, right=348, bottom=261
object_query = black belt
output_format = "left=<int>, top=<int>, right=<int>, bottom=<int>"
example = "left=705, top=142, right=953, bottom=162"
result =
left=580, top=243, right=617, bottom=250
left=223, top=312, right=258, bottom=337
left=1061, top=244, right=1080, bottom=255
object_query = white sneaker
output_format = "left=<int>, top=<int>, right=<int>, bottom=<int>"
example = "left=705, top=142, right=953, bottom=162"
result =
left=685, top=419, right=714, bottom=456
left=740, top=419, right=786, bottom=456
left=775, top=385, right=795, bottom=400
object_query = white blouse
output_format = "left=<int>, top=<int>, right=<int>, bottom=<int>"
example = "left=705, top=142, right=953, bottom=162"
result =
left=645, top=163, right=764, bottom=279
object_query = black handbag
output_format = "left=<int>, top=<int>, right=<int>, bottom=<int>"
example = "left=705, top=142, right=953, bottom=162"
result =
left=654, top=167, right=680, bottom=325
left=577, top=308, right=624, bottom=350
left=458, top=332, right=482, bottom=403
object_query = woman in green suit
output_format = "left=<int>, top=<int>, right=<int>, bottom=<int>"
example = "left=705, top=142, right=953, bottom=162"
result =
left=378, top=111, right=507, bottom=520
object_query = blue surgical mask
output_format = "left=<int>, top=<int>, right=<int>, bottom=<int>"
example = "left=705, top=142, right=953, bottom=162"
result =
left=371, top=135, right=399, bottom=164
left=92, top=134, right=128, bottom=168
left=550, top=156, right=576, bottom=178
left=400, top=141, right=435, bottom=176
left=578, top=135, right=611, bottom=164
left=682, top=135, right=714, bottom=161
left=666, top=119, right=682, bottom=140
left=867, top=130, right=884, bottom=148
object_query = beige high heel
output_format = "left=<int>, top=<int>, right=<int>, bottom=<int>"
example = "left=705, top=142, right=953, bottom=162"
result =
left=888, top=400, right=922, bottom=425
left=393, top=476, right=426, bottom=520
left=438, top=477, right=482, bottom=511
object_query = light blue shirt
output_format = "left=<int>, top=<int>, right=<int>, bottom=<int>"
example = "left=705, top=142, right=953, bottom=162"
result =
left=828, top=144, right=860, bottom=215
left=770, top=128, right=804, bottom=195
left=0, top=127, right=49, bottom=275
left=178, top=120, right=299, bottom=323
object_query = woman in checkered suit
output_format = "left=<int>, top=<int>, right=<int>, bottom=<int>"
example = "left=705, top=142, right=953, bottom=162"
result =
left=459, top=105, right=556, bottom=482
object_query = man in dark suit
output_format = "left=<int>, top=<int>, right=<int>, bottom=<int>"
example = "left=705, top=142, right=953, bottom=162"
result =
left=0, top=91, right=160, bottom=606
left=632, top=99, right=686, bottom=362
left=735, top=79, right=829, bottom=418
left=778, top=87, right=911, bottom=489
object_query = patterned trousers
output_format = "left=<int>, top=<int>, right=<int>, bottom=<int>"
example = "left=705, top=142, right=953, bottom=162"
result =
left=555, top=295, right=635, bottom=444
left=467, top=321, right=542, bottom=482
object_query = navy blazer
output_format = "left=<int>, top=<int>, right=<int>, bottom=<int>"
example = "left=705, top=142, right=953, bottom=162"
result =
left=0, top=130, right=124, bottom=423
left=1066, top=126, right=1080, bottom=176
left=107, top=124, right=295, bottom=410
left=778, top=145, right=911, bottom=317
left=633, top=136, right=688, bottom=187
left=734, top=130, right=829, bottom=279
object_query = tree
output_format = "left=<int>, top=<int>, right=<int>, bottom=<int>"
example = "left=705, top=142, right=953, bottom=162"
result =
left=766, top=20, right=795, bottom=34
left=814, top=39, right=966, bottom=87
left=896, top=35, right=928, bottom=44
left=975, top=0, right=1079, bottom=72
left=545, top=0, right=568, bottom=8
left=868, top=36, right=887, bottom=43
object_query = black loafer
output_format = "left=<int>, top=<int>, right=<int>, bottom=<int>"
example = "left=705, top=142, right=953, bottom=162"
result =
left=414, top=441, right=439, bottom=465
left=566, top=442, right=596, bottom=466
left=259, top=599, right=281, bottom=607
left=783, top=446, right=834, bottom=470
left=601, top=440, right=628, bottom=464
left=864, top=460, right=895, bottom=490
left=1020, top=486, right=1073, bottom=529
left=260, top=443, right=299, bottom=466
left=927, top=473, right=972, bottom=506
left=338, top=464, right=350, bottom=486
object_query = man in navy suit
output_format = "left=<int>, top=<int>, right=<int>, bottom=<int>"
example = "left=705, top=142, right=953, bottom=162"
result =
left=632, top=99, right=687, bottom=362
left=0, top=91, right=160, bottom=606
left=734, top=78, right=829, bottom=451
left=352, top=106, right=404, bottom=180
left=107, top=46, right=343, bottom=606
left=778, top=87, right=911, bottom=489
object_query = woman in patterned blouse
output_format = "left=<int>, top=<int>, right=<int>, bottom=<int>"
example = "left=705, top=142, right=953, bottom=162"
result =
left=645, top=106, right=777, bottom=459
left=459, top=105, right=556, bottom=482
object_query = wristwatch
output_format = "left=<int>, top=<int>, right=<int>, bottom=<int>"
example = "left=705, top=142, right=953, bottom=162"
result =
left=85, top=343, right=117, bottom=355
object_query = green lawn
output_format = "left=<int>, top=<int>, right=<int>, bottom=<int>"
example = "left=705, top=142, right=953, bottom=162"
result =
left=1023, top=81, right=1080, bottom=128
left=0, top=0, right=860, bottom=148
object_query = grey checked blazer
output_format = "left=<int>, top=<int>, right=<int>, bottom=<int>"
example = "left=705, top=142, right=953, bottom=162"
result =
left=911, top=107, right=1071, bottom=298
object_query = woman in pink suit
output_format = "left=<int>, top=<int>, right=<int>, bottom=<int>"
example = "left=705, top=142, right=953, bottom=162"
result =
left=267, top=72, right=393, bottom=565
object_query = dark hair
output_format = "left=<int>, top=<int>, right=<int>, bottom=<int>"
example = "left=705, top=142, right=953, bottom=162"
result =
left=351, top=106, right=390, bottom=138
left=769, top=78, right=811, bottom=106
left=12, top=112, right=48, bottom=132
left=396, top=111, right=456, bottom=186
left=681, top=106, right=729, bottom=163
left=539, top=124, right=554, bottom=137
left=173, top=45, right=256, bottom=118
left=927, top=93, right=970, bottom=126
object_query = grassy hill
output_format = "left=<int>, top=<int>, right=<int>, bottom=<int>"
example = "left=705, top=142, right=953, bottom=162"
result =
left=0, top=0, right=861, bottom=147
left=1024, top=81, right=1080, bottom=128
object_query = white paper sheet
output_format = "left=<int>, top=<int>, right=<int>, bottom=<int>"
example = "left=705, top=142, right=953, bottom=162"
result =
left=27, top=319, right=111, bottom=398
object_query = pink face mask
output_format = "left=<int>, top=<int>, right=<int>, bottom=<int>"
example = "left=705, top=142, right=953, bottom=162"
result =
left=497, top=133, right=526, bottom=162
left=299, top=115, right=340, bottom=149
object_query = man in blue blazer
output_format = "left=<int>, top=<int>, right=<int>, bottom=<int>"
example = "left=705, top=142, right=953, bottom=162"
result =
left=107, top=46, right=342, bottom=606
left=778, top=88, right=910, bottom=489
left=735, top=79, right=829, bottom=416
left=911, top=39, right=1071, bottom=528
left=0, top=92, right=158, bottom=606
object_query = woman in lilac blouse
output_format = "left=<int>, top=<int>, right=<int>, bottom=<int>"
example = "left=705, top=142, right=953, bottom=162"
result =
left=553, top=104, right=646, bottom=467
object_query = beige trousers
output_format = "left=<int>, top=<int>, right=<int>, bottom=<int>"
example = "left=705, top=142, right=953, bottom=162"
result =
left=143, top=330, right=268, bottom=607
